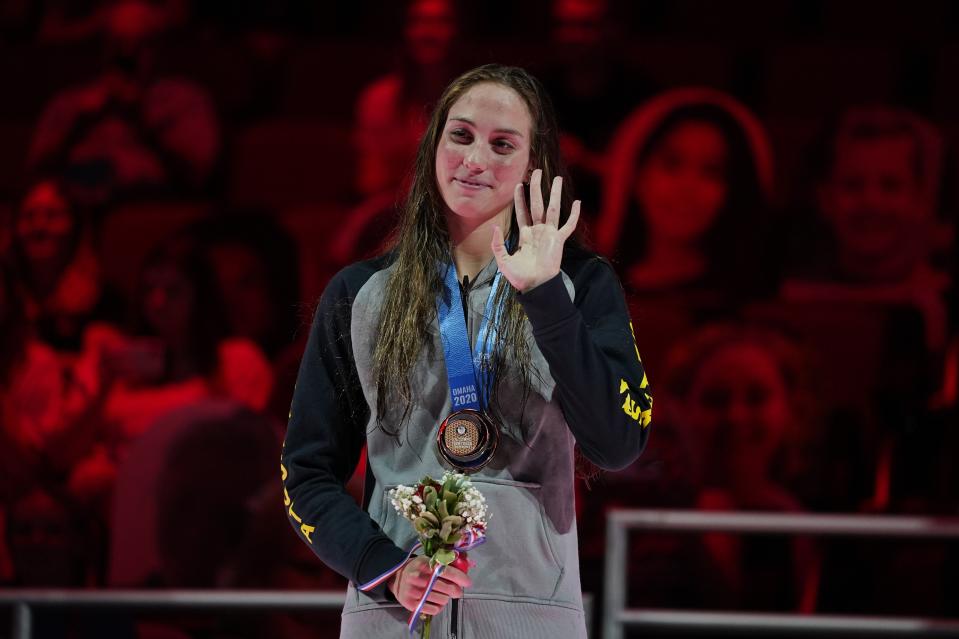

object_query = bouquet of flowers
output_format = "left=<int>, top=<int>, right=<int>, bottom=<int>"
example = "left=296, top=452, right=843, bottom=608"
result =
left=388, top=471, right=489, bottom=638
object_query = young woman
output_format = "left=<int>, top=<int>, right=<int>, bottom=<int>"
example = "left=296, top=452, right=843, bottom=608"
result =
left=11, top=176, right=125, bottom=352
left=100, top=232, right=274, bottom=442
left=658, top=323, right=819, bottom=611
left=281, top=64, right=653, bottom=638
left=596, top=88, right=774, bottom=303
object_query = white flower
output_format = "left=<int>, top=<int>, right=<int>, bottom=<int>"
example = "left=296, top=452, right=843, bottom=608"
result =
left=388, top=485, right=420, bottom=520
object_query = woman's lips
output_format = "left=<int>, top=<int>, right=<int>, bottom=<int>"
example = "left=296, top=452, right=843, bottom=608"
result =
left=453, top=177, right=490, bottom=190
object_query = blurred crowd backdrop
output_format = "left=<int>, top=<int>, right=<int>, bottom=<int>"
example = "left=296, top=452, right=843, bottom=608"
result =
left=0, top=0, right=957, bottom=637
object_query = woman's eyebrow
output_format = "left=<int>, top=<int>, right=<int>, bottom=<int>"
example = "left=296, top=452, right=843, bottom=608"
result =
left=449, top=116, right=525, bottom=138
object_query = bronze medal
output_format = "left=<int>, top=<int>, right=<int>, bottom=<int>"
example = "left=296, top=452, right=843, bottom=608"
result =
left=436, top=409, right=499, bottom=473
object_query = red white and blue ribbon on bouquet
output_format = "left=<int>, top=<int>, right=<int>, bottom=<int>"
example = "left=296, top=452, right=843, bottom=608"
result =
left=358, top=529, right=486, bottom=634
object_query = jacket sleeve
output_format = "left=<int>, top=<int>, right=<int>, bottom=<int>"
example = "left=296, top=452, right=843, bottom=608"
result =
left=280, top=269, right=409, bottom=601
left=516, top=257, right=653, bottom=470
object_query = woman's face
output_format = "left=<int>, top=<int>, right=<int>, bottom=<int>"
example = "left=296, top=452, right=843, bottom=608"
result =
left=634, top=120, right=728, bottom=244
left=687, top=342, right=789, bottom=473
left=207, top=243, right=274, bottom=344
left=142, top=262, right=194, bottom=342
left=17, top=181, right=75, bottom=264
left=435, top=82, right=533, bottom=227
left=405, top=0, right=456, bottom=67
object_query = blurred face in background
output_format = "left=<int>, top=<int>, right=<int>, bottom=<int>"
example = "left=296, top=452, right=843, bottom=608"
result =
left=819, top=134, right=927, bottom=281
left=405, top=0, right=456, bottom=67
left=551, top=0, right=607, bottom=49
left=104, top=0, right=163, bottom=79
left=687, top=342, right=789, bottom=481
left=435, top=82, right=532, bottom=226
left=8, top=490, right=83, bottom=586
left=142, top=261, right=194, bottom=344
left=16, top=181, right=75, bottom=266
left=207, top=243, right=274, bottom=347
left=634, top=120, right=728, bottom=247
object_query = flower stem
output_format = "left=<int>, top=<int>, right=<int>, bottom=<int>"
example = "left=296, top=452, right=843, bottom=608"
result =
left=420, top=615, right=432, bottom=639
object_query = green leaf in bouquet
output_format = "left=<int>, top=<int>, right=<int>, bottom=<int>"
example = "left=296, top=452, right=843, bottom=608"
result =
left=423, top=486, right=438, bottom=511
left=434, top=549, right=456, bottom=566
left=452, top=474, right=468, bottom=491
left=438, top=499, right=449, bottom=520
left=440, top=515, right=463, bottom=544
left=421, top=511, right=439, bottom=527
left=414, top=517, right=436, bottom=537
left=443, top=489, right=457, bottom=512
left=439, top=520, right=452, bottom=541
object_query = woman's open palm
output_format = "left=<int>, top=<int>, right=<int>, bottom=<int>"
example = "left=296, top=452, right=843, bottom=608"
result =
left=492, top=169, right=581, bottom=293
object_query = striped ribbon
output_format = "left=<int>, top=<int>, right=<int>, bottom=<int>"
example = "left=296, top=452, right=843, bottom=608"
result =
left=358, top=529, right=487, bottom=634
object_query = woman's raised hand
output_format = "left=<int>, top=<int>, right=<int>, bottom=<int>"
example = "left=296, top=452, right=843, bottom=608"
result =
left=491, top=169, right=580, bottom=293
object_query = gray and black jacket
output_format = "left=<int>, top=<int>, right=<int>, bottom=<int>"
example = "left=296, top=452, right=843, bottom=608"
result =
left=281, top=243, right=653, bottom=638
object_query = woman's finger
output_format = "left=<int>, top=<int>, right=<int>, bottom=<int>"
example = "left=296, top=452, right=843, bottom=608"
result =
left=438, top=565, right=471, bottom=588
left=421, top=603, right=442, bottom=616
left=545, top=175, right=563, bottom=227
left=425, top=590, right=450, bottom=607
left=513, top=183, right=530, bottom=229
left=431, top=576, right=464, bottom=599
left=491, top=224, right=510, bottom=264
left=560, top=199, right=581, bottom=239
left=530, top=168, right=544, bottom=223
left=405, top=558, right=432, bottom=583
left=405, top=573, right=431, bottom=589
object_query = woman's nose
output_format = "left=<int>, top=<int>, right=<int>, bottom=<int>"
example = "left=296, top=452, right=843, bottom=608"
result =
left=722, top=401, right=759, bottom=439
left=463, top=146, right=487, bottom=171
left=146, top=288, right=168, bottom=311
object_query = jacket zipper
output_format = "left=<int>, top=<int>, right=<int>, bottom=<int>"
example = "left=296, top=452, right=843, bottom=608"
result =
left=462, top=275, right=474, bottom=353
left=450, top=598, right=460, bottom=638
left=453, top=275, right=471, bottom=636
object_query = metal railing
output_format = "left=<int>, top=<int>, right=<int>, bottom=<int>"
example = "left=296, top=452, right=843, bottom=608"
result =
left=1, top=589, right=594, bottom=638
left=603, top=509, right=959, bottom=638
left=7, top=511, right=958, bottom=638
left=0, top=590, right=346, bottom=639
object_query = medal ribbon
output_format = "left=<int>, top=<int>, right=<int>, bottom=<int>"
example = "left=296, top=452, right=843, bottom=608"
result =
left=436, top=258, right=506, bottom=412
